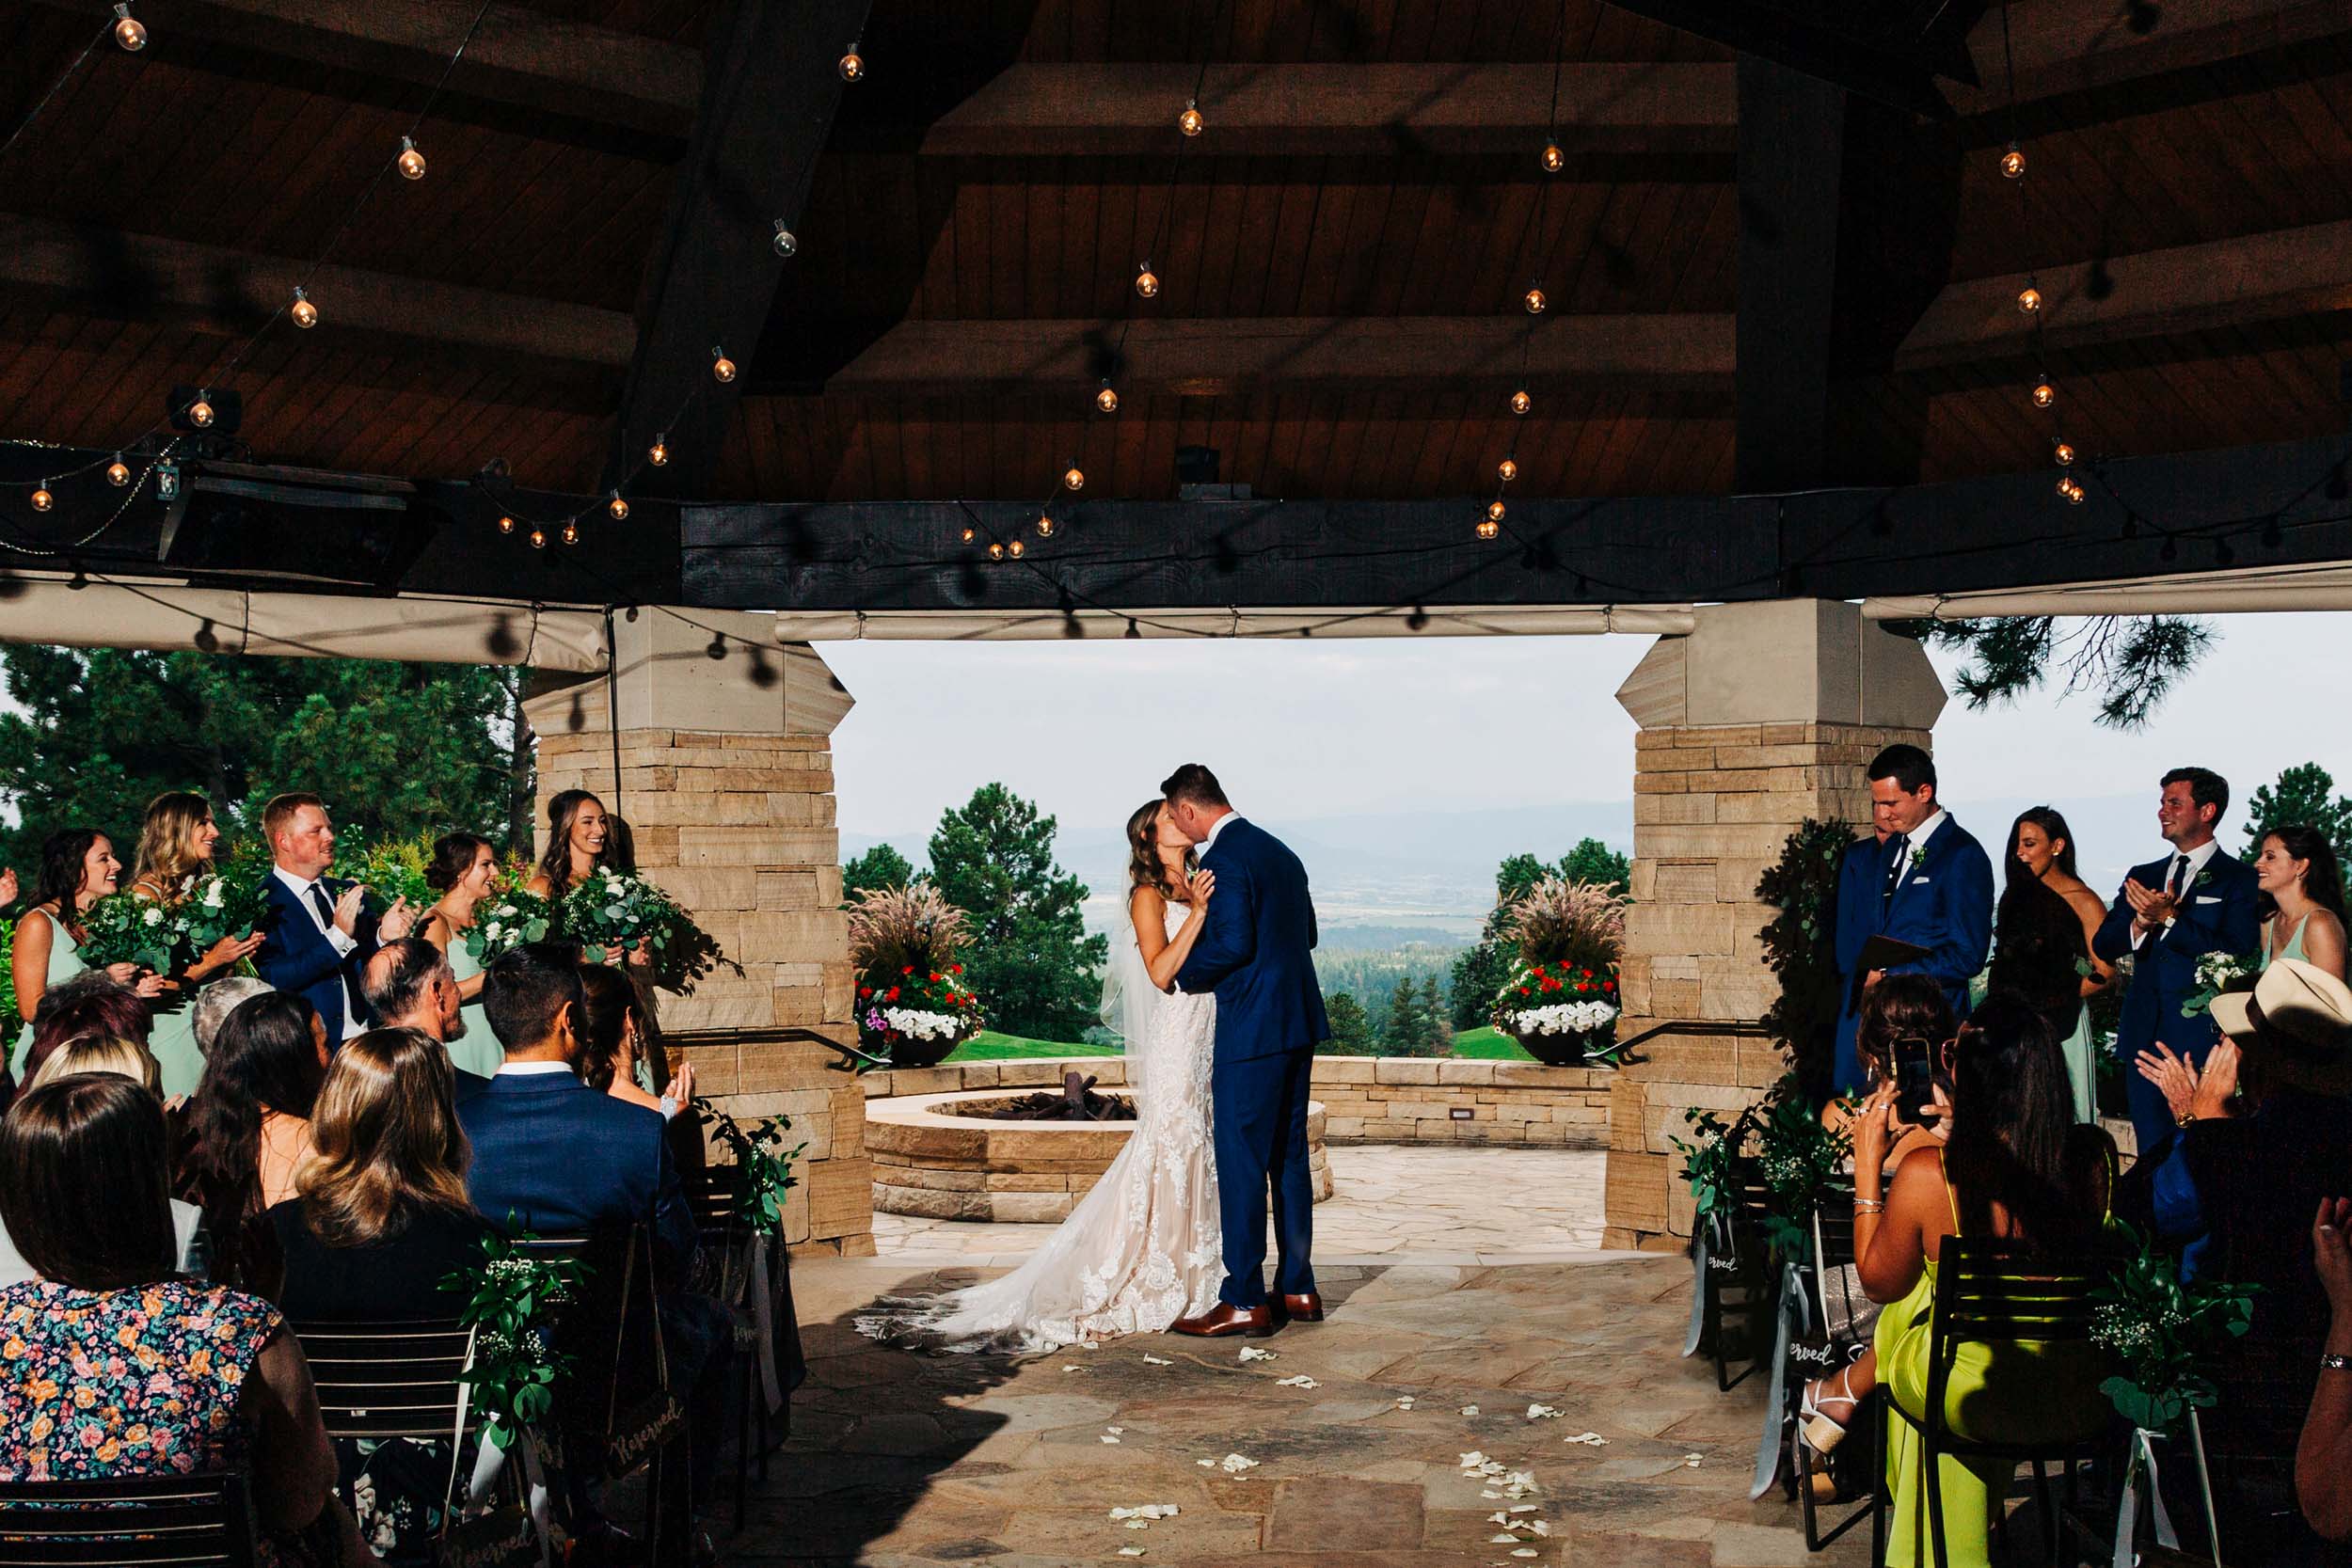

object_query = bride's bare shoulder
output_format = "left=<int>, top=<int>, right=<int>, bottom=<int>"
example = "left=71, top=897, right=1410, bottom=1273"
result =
left=1129, top=881, right=1166, bottom=918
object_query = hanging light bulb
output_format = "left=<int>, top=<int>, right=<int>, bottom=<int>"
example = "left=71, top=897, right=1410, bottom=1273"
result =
left=988, top=541, right=1006, bottom=561
left=105, top=456, right=129, bottom=487
left=1036, top=514, right=1056, bottom=538
left=2053, top=441, right=2074, bottom=467
left=187, top=392, right=214, bottom=428
left=561, top=520, right=580, bottom=546
left=771, top=222, right=798, bottom=259
left=397, top=136, right=426, bottom=181
left=1063, top=466, right=1085, bottom=492
left=112, top=3, right=145, bottom=50
left=497, top=515, right=516, bottom=534
left=290, top=286, right=317, bottom=328
left=1180, top=101, right=1204, bottom=136
left=2000, top=142, right=2026, bottom=180
left=1510, top=389, right=1532, bottom=416
left=1008, top=538, right=1025, bottom=558
left=647, top=434, right=668, bottom=467
left=1497, top=458, right=1518, bottom=483
left=2032, top=376, right=2055, bottom=408
left=2066, top=479, right=2087, bottom=504
left=30, top=483, right=53, bottom=513
left=1135, top=261, right=1159, bottom=298
left=2017, top=281, right=2042, bottom=314
left=528, top=526, right=547, bottom=548
left=961, top=526, right=977, bottom=545
left=608, top=492, right=628, bottom=521
left=1540, top=140, right=1565, bottom=173
left=710, top=347, right=737, bottom=383
left=838, top=44, right=864, bottom=81
left=1095, top=383, right=1119, bottom=414
left=1486, top=499, right=1506, bottom=522
left=1523, top=286, right=1547, bottom=314
left=1476, top=517, right=1501, bottom=540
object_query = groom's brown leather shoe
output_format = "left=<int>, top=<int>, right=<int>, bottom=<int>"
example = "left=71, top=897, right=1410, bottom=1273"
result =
left=1279, top=1291, right=1326, bottom=1323
left=1170, top=1303, right=1279, bottom=1338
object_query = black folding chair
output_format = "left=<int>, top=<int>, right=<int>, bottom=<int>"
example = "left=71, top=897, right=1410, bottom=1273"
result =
left=293, top=1318, right=499, bottom=1555
left=1788, top=1198, right=1874, bottom=1552
left=1873, top=1237, right=2107, bottom=1568
left=0, top=1471, right=260, bottom=1566
left=1701, top=1165, right=1777, bottom=1392
left=683, top=1161, right=771, bottom=1532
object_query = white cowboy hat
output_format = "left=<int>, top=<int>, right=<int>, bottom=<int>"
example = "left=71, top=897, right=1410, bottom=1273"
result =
left=2211, top=958, right=2352, bottom=1095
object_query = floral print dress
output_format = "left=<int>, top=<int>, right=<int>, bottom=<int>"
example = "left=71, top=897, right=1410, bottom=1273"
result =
left=0, top=1277, right=332, bottom=1566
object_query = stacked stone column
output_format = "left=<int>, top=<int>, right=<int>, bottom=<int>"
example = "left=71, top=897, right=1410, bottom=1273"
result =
left=1601, top=600, right=1947, bottom=1250
left=523, top=613, right=873, bottom=1257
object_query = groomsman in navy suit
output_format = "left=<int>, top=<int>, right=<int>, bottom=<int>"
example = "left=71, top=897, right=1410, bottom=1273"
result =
left=2092, top=767, right=2262, bottom=1154
left=252, top=791, right=414, bottom=1050
left=1832, top=746, right=1995, bottom=1095
left=1829, top=825, right=1888, bottom=1093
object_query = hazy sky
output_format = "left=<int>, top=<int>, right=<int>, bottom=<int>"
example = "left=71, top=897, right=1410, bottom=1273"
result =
left=821, top=611, right=2352, bottom=882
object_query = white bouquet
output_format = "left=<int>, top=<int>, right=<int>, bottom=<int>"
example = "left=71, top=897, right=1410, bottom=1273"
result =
left=2181, top=950, right=2259, bottom=1019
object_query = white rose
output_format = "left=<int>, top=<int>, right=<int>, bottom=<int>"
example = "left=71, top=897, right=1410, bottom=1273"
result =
left=143, top=905, right=164, bottom=927
left=202, top=879, right=225, bottom=909
left=484, top=922, right=503, bottom=940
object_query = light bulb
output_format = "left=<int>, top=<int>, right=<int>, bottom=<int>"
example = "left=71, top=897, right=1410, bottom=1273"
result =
left=772, top=223, right=798, bottom=259
left=2053, top=441, right=2074, bottom=467
left=2018, top=284, right=2042, bottom=314
left=30, top=484, right=52, bottom=513
left=1497, top=458, right=1518, bottom=483
left=711, top=350, right=737, bottom=383
left=1136, top=263, right=1159, bottom=299
left=397, top=136, right=426, bottom=181
left=188, top=395, right=214, bottom=428
left=528, top=526, right=547, bottom=548
left=838, top=48, right=864, bottom=82
left=961, top=526, right=977, bottom=545
left=1476, top=518, right=1500, bottom=540
left=1008, top=538, right=1025, bottom=558
left=112, top=5, right=144, bottom=51
left=561, top=520, right=580, bottom=545
left=1096, top=384, right=1119, bottom=414
left=608, top=493, right=628, bottom=520
left=1180, top=103, right=1203, bottom=136
left=2067, top=480, right=2086, bottom=504
left=1524, top=286, right=1547, bottom=314
left=2056, top=476, right=2074, bottom=499
left=497, top=515, right=515, bottom=534
left=1541, top=140, right=1565, bottom=173
left=1486, top=499, right=1506, bottom=522
left=2001, top=143, right=2026, bottom=180
left=105, top=457, right=129, bottom=487
left=988, top=541, right=1005, bottom=561
left=1510, top=389, right=1532, bottom=416
left=1063, top=466, right=1085, bottom=492
left=647, top=435, right=668, bottom=467
left=1036, top=514, right=1055, bottom=538
left=2033, top=377, right=2055, bottom=408
left=290, top=288, right=316, bottom=328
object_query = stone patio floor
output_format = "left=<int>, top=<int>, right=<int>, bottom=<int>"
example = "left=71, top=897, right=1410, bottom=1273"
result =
left=748, top=1248, right=1866, bottom=1568
left=871, top=1147, right=1613, bottom=1266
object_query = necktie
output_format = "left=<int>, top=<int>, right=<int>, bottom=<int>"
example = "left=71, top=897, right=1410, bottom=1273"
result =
left=2168, top=855, right=2189, bottom=898
left=307, top=881, right=338, bottom=930
left=1883, top=834, right=1910, bottom=902
left=307, top=881, right=364, bottom=1023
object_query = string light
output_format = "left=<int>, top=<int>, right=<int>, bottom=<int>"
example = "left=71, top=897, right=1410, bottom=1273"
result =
left=497, top=515, right=516, bottom=534
left=1180, top=102, right=1203, bottom=136
left=2053, top=441, right=2074, bottom=467
left=187, top=392, right=214, bottom=428
left=1096, top=383, right=1119, bottom=414
left=1063, top=466, right=1085, bottom=492
left=710, top=347, right=737, bottom=383
left=1476, top=517, right=1501, bottom=540
left=2066, top=481, right=2086, bottom=504
left=105, top=456, right=129, bottom=486
left=1036, top=514, right=1056, bottom=538
left=30, top=483, right=53, bottom=513
left=771, top=223, right=798, bottom=259
left=1008, top=538, right=1025, bottom=559
left=1540, top=141, right=1565, bottom=173
left=1135, top=262, right=1159, bottom=299
left=838, top=44, right=864, bottom=81
left=988, top=541, right=1005, bottom=561
left=2000, top=142, right=2026, bottom=179
left=2033, top=376, right=2055, bottom=408
left=1486, top=499, right=1506, bottom=522
left=1498, top=458, right=1518, bottom=483
left=607, top=492, right=628, bottom=521
left=397, top=136, right=426, bottom=181
left=647, top=435, right=668, bottom=467
left=528, top=526, right=547, bottom=548
left=561, top=520, right=580, bottom=546
left=2017, top=281, right=2042, bottom=314
left=112, top=4, right=144, bottom=52
left=1523, top=286, right=1547, bottom=314
left=290, top=287, right=317, bottom=329
left=960, top=526, right=977, bottom=544
left=1510, top=389, right=1532, bottom=416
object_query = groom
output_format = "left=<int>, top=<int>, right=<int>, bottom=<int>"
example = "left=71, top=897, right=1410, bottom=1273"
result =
left=1161, top=764, right=1329, bottom=1338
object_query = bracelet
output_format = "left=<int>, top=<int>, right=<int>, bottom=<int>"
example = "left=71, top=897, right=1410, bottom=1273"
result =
left=2323, top=1354, right=2349, bottom=1372
left=1853, top=1198, right=1885, bottom=1213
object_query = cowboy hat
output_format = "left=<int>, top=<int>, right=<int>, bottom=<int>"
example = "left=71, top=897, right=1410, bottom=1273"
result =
left=2211, top=958, right=2352, bottom=1095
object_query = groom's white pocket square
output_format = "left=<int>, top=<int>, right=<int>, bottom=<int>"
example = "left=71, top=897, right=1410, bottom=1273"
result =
left=1911, top=876, right=1931, bottom=885
left=2193, top=895, right=2220, bottom=905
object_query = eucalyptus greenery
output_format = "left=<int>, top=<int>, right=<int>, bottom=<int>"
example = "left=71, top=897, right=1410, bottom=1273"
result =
left=2090, top=1221, right=2258, bottom=1433
left=442, top=1227, right=588, bottom=1450
left=1753, top=1072, right=1851, bottom=1259
left=696, top=1100, right=809, bottom=1235
left=1669, top=1103, right=1758, bottom=1227
left=1756, top=819, right=1856, bottom=1100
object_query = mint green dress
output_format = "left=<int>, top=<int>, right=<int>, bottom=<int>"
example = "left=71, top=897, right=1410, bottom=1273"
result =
left=10, top=910, right=85, bottom=1077
left=146, top=988, right=205, bottom=1101
left=2262, top=912, right=2312, bottom=971
left=442, top=932, right=503, bottom=1079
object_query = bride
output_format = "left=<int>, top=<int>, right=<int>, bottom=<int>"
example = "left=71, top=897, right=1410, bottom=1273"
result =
left=856, top=799, right=1226, bottom=1352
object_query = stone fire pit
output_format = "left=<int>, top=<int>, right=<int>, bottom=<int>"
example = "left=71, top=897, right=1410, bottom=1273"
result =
left=868, top=1087, right=1334, bottom=1223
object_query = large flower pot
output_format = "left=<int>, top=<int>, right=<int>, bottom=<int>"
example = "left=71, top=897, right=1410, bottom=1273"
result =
left=1511, top=1028, right=1613, bottom=1067
left=870, top=1032, right=963, bottom=1069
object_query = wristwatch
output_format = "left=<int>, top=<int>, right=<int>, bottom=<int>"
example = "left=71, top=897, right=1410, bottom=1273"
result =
left=2323, top=1354, right=2350, bottom=1372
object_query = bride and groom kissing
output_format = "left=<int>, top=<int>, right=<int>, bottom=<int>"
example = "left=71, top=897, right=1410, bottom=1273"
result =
left=858, top=763, right=1328, bottom=1351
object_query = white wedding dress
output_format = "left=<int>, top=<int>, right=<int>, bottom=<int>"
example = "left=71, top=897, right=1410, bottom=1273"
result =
left=855, top=899, right=1225, bottom=1353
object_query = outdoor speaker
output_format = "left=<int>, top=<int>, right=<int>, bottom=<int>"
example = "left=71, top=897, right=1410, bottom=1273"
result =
left=155, top=462, right=440, bottom=589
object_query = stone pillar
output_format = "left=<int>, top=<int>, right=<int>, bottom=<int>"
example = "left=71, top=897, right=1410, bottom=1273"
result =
left=524, top=613, right=874, bottom=1257
left=1601, top=600, right=1947, bottom=1250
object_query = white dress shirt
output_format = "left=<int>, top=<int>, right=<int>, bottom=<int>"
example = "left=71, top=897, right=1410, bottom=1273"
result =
left=1201, top=813, right=1242, bottom=855
left=495, top=1059, right=574, bottom=1077
left=2131, top=837, right=2221, bottom=949
left=273, top=864, right=365, bottom=1038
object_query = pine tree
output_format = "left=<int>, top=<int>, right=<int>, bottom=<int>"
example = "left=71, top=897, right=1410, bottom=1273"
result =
left=2242, top=764, right=2352, bottom=864
left=1380, top=974, right=1426, bottom=1055
left=1325, top=991, right=1375, bottom=1054
left=1420, top=975, right=1451, bottom=1055
left=926, top=784, right=1110, bottom=1041
left=843, top=843, right=916, bottom=898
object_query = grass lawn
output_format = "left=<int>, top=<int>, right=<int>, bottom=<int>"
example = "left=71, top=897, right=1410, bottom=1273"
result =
left=943, top=1027, right=1535, bottom=1063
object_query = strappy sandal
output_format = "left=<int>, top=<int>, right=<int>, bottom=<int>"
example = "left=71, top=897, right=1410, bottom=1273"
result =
left=1799, top=1364, right=1861, bottom=1453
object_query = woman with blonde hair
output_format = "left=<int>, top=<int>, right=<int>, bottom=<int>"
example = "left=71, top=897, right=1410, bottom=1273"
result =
left=131, top=791, right=266, bottom=1099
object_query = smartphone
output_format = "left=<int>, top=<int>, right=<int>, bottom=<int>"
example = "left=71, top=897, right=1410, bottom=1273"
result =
left=1891, top=1036, right=1933, bottom=1125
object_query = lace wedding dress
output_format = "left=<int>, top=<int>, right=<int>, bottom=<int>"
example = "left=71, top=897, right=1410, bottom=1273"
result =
left=855, top=899, right=1224, bottom=1353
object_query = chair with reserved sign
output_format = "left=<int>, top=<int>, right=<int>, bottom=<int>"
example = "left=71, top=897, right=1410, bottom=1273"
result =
left=0, top=1472, right=261, bottom=1567
left=1700, top=1164, right=1778, bottom=1392
left=682, top=1160, right=769, bottom=1533
left=1786, top=1197, right=1877, bottom=1552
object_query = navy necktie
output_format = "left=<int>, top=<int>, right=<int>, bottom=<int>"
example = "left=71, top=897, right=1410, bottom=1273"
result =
left=1883, top=835, right=1909, bottom=902
left=2168, top=855, right=2189, bottom=898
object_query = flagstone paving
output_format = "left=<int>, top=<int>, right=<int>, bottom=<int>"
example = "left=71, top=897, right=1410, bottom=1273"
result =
left=870, top=1147, right=1613, bottom=1266
left=740, top=1251, right=1864, bottom=1568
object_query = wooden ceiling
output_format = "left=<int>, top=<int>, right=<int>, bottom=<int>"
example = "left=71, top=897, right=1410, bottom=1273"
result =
left=1, top=0, right=2348, bottom=511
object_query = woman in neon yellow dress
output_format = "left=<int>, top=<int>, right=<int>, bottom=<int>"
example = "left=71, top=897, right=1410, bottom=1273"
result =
left=1851, top=995, right=2118, bottom=1568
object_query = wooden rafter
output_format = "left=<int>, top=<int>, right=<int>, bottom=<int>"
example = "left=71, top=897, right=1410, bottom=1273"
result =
left=1950, top=0, right=2352, bottom=114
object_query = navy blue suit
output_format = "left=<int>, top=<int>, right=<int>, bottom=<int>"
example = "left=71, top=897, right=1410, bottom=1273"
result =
left=1174, top=817, right=1328, bottom=1309
left=253, top=873, right=384, bottom=1050
left=457, top=1069, right=697, bottom=1289
left=1832, top=816, right=1995, bottom=1096
left=1828, top=835, right=1885, bottom=1094
left=2091, top=846, right=2260, bottom=1154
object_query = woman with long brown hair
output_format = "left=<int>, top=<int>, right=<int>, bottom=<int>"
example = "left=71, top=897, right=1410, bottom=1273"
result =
left=179, top=990, right=329, bottom=1291
left=1987, top=805, right=2113, bottom=1122
left=524, top=788, right=613, bottom=900
left=9, top=828, right=163, bottom=1076
left=131, top=791, right=267, bottom=1100
left=414, top=832, right=504, bottom=1078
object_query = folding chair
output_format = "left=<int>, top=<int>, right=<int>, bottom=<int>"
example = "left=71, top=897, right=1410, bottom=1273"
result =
left=682, top=1160, right=772, bottom=1532
left=1873, top=1237, right=2107, bottom=1568
left=1787, top=1197, right=1874, bottom=1552
left=1701, top=1165, right=1777, bottom=1392
left=0, top=1471, right=260, bottom=1566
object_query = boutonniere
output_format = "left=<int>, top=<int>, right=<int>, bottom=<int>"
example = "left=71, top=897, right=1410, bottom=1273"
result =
left=2194, top=868, right=2213, bottom=890
left=1908, top=846, right=1928, bottom=873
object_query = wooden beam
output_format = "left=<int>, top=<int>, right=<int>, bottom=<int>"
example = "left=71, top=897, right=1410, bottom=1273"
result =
left=25, top=0, right=700, bottom=137
left=1734, top=58, right=1846, bottom=491
left=1564, top=0, right=1965, bottom=119
left=0, top=214, right=639, bottom=370
left=1896, top=220, right=2352, bottom=371
left=899, top=63, right=1736, bottom=157
left=814, top=315, right=1734, bottom=398
left=607, top=0, right=873, bottom=499
left=1950, top=0, right=2352, bottom=114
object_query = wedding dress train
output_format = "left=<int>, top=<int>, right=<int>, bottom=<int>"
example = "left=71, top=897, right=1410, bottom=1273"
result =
left=855, top=900, right=1225, bottom=1353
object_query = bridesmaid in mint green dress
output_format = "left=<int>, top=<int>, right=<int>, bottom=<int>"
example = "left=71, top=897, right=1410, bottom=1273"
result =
left=417, top=832, right=506, bottom=1079
left=2250, top=826, right=2348, bottom=979
left=129, top=794, right=265, bottom=1101
left=10, top=830, right=161, bottom=1075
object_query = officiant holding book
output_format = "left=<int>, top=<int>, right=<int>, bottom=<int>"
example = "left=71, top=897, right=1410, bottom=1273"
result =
left=1831, top=745, right=1995, bottom=1095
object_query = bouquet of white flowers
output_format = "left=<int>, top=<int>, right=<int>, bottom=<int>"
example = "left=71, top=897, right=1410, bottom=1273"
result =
left=558, top=867, right=701, bottom=961
left=72, top=892, right=180, bottom=974
left=175, top=870, right=274, bottom=953
left=466, top=890, right=557, bottom=965
left=2181, top=950, right=2259, bottom=1019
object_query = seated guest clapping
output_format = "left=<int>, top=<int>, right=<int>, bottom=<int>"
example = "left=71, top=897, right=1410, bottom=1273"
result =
left=578, top=963, right=691, bottom=1119
left=2299, top=1196, right=2352, bottom=1542
left=179, top=991, right=330, bottom=1291
left=1854, top=996, right=2117, bottom=1568
left=0, top=1036, right=204, bottom=1285
left=0, top=1076, right=376, bottom=1566
left=360, top=939, right=489, bottom=1090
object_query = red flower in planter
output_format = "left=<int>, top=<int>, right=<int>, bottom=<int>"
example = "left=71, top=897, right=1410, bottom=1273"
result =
left=886, top=986, right=900, bottom=1001
left=1518, top=987, right=1533, bottom=996
left=929, top=973, right=941, bottom=983
left=950, top=963, right=963, bottom=974
left=902, top=965, right=914, bottom=974
left=1604, top=979, right=1616, bottom=990
left=1576, top=981, right=1590, bottom=991
left=859, top=986, right=872, bottom=999
left=1531, top=965, right=1546, bottom=976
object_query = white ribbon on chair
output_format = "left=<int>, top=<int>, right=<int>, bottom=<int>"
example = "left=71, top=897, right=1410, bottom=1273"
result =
left=468, top=1428, right=556, bottom=1568
left=748, top=1232, right=785, bottom=1416
left=1684, top=1210, right=1734, bottom=1359
left=1751, top=1259, right=1809, bottom=1501
left=2112, top=1426, right=2182, bottom=1568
